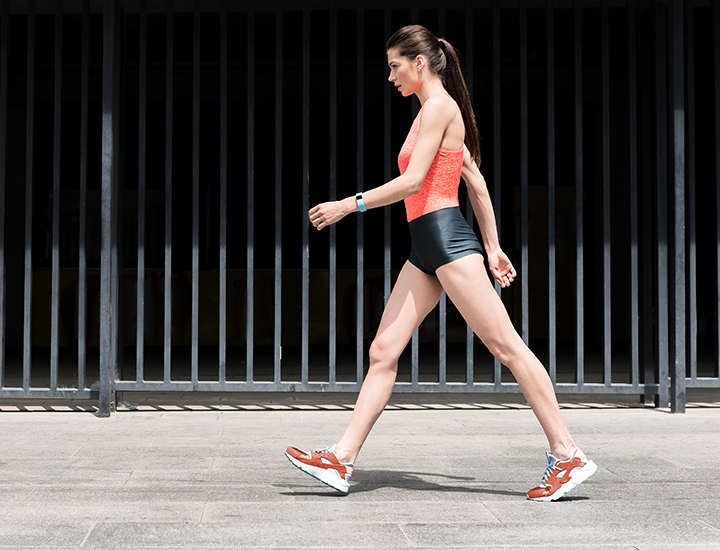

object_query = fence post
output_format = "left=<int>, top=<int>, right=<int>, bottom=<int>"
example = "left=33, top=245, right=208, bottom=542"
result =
left=0, top=0, right=8, bottom=390
left=670, top=0, right=686, bottom=413
left=655, top=2, right=670, bottom=409
left=99, top=0, right=117, bottom=417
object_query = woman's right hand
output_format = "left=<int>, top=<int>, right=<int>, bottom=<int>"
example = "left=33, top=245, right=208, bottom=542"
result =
left=309, top=197, right=355, bottom=231
left=486, top=248, right=517, bottom=288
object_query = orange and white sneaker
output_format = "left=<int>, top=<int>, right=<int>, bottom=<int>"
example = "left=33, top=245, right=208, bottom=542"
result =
left=285, top=444, right=354, bottom=494
left=527, top=448, right=597, bottom=502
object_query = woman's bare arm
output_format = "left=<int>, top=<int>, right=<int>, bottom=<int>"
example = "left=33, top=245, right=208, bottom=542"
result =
left=309, top=96, right=456, bottom=230
left=461, top=146, right=516, bottom=287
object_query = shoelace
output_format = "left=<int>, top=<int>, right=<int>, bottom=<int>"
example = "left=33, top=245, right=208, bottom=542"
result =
left=540, top=459, right=561, bottom=487
left=313, top=443, right=353, bottom=470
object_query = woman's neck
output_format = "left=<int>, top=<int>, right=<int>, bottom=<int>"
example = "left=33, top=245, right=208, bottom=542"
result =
left=416, top=80, right=447, bottom=106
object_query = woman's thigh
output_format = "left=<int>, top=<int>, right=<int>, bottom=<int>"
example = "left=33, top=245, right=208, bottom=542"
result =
left=372, top=261, right=444, bottom=359
left=435, top=254, right=525, bottom=356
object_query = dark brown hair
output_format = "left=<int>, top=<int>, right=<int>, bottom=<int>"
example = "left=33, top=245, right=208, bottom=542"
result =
left=387, top=25, right=482, bottom=166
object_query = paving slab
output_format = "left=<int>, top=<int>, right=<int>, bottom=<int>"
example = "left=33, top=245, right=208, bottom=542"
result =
left=81, top=522, right=411, bottom=549
left=1, top=397, right=719, bottom=549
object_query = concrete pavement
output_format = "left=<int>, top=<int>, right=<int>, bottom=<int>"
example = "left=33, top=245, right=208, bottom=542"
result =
left=0, top=391, right=719, bottom=549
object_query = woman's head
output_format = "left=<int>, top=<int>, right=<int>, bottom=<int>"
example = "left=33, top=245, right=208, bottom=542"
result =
left=386, top=25, right=446, bottom=78
left=387, top=25, right=482, bottom=166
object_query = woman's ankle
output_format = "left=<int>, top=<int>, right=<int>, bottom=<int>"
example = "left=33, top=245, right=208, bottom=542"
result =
left=550, top=443, right=578, bottom=461
left=333, top=444, right=356, bottom=464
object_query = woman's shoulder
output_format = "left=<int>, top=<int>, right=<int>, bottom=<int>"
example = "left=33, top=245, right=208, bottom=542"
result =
left=424, top=92, right=456, bottom=110
left=421, top=93, right=459, bottom=121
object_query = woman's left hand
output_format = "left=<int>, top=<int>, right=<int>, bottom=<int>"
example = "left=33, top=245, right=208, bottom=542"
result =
left=487, top=249, right=517, bottom=288
left=309, top=198, right=353, bottom=231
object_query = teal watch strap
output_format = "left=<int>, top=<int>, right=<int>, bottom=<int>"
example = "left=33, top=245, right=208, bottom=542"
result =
left=355, top=192, right=367, bottom=212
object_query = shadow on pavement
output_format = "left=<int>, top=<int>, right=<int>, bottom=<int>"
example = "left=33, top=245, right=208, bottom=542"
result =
left=284, top=469, right=526, bottom=498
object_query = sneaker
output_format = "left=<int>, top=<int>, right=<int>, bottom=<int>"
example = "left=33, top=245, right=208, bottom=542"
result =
left=526, top=448, right=597, bottom=502
left=285, top=444, right=354, bottom=494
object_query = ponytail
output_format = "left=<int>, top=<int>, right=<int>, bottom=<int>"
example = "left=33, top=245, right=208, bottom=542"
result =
left=388, top=25, right=482, bottom=166
left=438, top=38, right=482, bottom=166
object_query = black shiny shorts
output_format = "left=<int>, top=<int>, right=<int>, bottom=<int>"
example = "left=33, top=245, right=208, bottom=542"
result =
left=408, top=207, right=485, bottom=275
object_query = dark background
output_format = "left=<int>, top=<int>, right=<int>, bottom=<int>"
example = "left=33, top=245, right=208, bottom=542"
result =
left=1, top=1, right=718, bottom=384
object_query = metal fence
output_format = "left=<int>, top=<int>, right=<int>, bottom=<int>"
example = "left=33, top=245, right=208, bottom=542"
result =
left=0, top=0, right=718, bottom=416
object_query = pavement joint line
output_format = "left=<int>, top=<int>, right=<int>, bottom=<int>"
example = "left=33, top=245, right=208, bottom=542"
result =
left=397, top=523, right=413, bottom=547
left=699, top=519, right=720, bottom=533
left=3, top=400, right=720, bottom=413
left=79, top=521, right=97, bottom=548
left=482, top=502, right=504, bottom=524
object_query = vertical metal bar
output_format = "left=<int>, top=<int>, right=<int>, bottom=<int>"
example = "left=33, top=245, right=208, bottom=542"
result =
left=111, top=0, right=122, bottom=397
left=438, top=0, right=446, bottom=388
left=601, top=0, right=611, bottom=386
left=715, top=0, right=720, bottom=382
left=409, top=0, right=419, bottom=384
left=137, top=0, right=147, bottom=383
left=465, top=0, right=476, bottom=387
left=164, top=0, right=173, bottom=384
left=356, top=0, right=365, bottom=384
left=275, top=0, right=283, bottom=385
left=301, top=0, right=309, bottom=385
left=50, top=0, right=63, bottom=393
left=0, top=0, right=8, bottom=388
left=656, top=0, right=669, bottom=408
left=685, top=0, right=696, bottom=383
left=641, top=8, right=655, bottom=400
left=520, top=0, right=529, bottom=345
left=411, top=327, right=419, bottom=388
left=439, top=0, right=446, bottom=35
left=670, top=0, right=685, bottom=413
left=715, top=0, right=720, bottom=383
left=383, top=0, right=391, bottom=309
left=629, top=0, right=640, bottom=389
left=491, top=0, right=501, bottom=387
left=219, top=0, right=227, bottom=384
left=329, top=0, right=337, bottom=382
left=191, top=0, right=200, bottom=389
left=23, top=0, right=35, bottom=393
left=78, top=0, right=89, bottom=390
left=574, top=0, right=584, bottom=387
left=547, top=0, right=556, bottom=384
left=247, top=0, right=255, bottom=383
left=99, top=0, right=116, bottom=417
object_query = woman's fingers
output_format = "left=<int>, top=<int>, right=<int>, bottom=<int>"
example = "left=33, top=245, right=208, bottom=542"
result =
left=309, top=204, right=331, bottom=230
left=309, top=205, right=324, bottom=228
left=494, top=267, right=515, bottom=288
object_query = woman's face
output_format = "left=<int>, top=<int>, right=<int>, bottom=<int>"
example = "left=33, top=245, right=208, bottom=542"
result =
left=387, top=48, right=420, bottom=97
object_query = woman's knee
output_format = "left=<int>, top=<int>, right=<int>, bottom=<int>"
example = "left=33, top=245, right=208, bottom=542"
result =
left=368, top=337, right=401, bottom=372
left=485, top=336, right=523, bottom=367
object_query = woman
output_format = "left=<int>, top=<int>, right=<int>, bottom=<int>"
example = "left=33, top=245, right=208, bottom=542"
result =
left=285, top=25, right=596, bottom=502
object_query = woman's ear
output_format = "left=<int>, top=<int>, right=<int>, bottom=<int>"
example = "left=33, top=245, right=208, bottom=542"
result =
left=415, top=54, right=426, bottom=71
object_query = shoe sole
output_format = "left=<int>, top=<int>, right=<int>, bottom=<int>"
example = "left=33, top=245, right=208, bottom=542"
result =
left=285, top=450, right=350, bottom=494
left=527, top=460, right=598, bottom=502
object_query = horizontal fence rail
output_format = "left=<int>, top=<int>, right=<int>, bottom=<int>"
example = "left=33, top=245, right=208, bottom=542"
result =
left=0, top=1, right=717, bottom=413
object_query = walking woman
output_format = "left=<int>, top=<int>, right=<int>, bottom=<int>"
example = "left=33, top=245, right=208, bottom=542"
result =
left=285, top=25, right=596, bottom=501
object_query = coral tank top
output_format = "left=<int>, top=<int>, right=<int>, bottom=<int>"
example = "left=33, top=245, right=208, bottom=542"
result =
left=398, top=100, right=465, bottom=222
